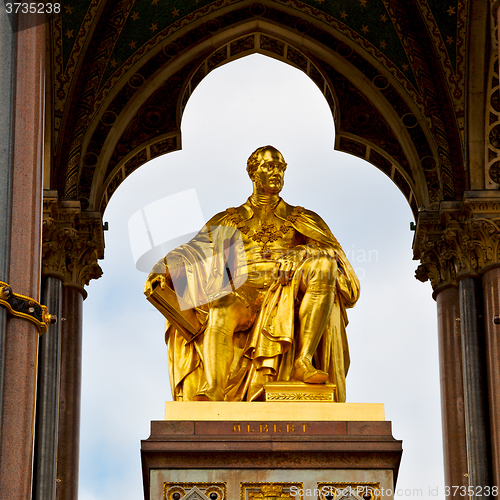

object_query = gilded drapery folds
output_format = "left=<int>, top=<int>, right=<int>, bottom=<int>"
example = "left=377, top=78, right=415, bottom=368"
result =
left=414, top=195, right=500, bottom=292
left=42, top=192, right=104, bottom=293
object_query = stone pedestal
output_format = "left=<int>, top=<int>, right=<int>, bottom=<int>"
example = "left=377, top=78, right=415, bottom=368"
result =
left=141, top=403, right=402, bottom=500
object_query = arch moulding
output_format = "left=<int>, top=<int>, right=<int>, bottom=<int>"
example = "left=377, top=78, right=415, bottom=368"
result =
left=58, top=3, right=460, bottom=219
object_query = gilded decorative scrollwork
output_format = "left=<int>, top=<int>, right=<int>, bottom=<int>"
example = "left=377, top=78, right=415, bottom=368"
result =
left=413, top=198, right=500, bottom=290
left=241, top=483, right=302, bottom=500
left=0, top=281, right=56, bottom=335
left=266, top=393, right=333, bottom=401
left=486, top=25, right=500, bottom=188
left=42, top=195, right=104, bottom=290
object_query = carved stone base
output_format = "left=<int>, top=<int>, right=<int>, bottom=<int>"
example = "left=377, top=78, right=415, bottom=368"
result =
left=141, top=409, right=402, bottom=500
left=156, top=473, right=388, bottom=500
left=263, top=382, right=337, bottom=402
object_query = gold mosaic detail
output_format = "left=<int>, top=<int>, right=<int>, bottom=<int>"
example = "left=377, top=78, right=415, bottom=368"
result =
left=163, top=482, right=227, bottom=500
left=317, top=482, right=382, bottom=500
left=241, top=482, right=303, bottom=500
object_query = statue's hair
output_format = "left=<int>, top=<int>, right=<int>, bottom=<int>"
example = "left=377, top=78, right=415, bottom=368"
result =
left=246, top=145, right=281, bottom=178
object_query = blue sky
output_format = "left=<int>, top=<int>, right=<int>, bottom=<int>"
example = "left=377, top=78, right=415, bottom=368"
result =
left=79, top=54, right=443, bottom=500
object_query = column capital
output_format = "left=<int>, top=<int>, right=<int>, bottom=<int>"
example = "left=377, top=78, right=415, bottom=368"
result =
left=413, top=192, right=500, bottom=290
left=42, top=192, right=104, bottom=290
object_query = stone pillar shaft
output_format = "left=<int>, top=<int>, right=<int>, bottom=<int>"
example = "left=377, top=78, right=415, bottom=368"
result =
left=482, top=267, right=500, bottom=490
left=0, top=17, right=45, bottom=500
left=459, top=277, right=492, bottom=494
left=56, top=285, right=84, bottom=500
left=0, top=0, right=16, bottom=426
left=33, top=277, right=63, bottom=500
left=435, top=287, right=468, bottom=496
left=41, top=196, right=103, bottom=500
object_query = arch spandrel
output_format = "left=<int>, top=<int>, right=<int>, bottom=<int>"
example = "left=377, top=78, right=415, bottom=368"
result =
left=49, top=0, right=466, bottom=218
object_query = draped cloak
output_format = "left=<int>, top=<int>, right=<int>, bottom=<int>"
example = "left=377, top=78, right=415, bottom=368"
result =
left=164, top=198, right=360, bottom=402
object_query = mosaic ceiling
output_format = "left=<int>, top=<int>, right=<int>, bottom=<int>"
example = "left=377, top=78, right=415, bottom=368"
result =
left=60, top=0, right=461, bottom=88
left=50, top=0, right=470, bottom=214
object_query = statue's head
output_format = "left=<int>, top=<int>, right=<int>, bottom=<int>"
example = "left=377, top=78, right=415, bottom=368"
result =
left=247, top=146, right=287, bottom=194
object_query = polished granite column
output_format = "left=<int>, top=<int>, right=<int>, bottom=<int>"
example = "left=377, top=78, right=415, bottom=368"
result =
left=482, top=266, right=500, bottom=491
left=56, top=285, right=85, bottom=500
left=0, top=17, right=46, bottom=500
left=0, top=0, right=16, bottom=428
left=435, top=286, right=468, bottom=496
left=33, top=276, right=63, bottom=500
left=459, top=276, right=492, bottom=495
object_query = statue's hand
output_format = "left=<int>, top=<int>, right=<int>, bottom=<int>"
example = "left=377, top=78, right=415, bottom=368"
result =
left=145, top=255, right=184, bottom=292
left=278, top=246, right=308, bottom=285
left=145, top=259, right=169, bottom=294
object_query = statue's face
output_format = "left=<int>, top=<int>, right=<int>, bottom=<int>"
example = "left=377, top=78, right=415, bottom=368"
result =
left=253, top=148, right=287, bottom=193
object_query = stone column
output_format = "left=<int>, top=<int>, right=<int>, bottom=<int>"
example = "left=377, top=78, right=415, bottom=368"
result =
left=0, top=0, right=16, bottom=425
left=56, top=284, right=84, bottom=500
left=0, top=17, right=45, bottom=500
left=435, top=286, right=468, bottom=496
left=483, top=266, right=500, bottom=490
left=40, top=194, right=104, bottom=500
left=32, top=276, right=63, bottom=500
left=413, top=195, right=500, bottom=495
left=458, top=276, right=492, bottom=493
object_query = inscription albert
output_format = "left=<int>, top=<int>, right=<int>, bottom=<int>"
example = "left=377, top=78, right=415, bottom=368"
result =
left=232, top=423, right=309, bottom=433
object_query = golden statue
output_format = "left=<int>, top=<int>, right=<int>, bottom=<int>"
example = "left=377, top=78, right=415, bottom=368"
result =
left=145, top=146, right=360, bottom=402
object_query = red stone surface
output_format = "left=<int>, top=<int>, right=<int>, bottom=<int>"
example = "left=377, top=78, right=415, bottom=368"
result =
left=0, top=20, right=45, bottom=500
left=141, top=419, right=402, bottom=498
left=435, top=287, right=468, bottom=496
left=193, top=420, right=348, bottom=436
left=483, top=267, right=500, bottom=491
left=56, top=285, right=84, bottom=500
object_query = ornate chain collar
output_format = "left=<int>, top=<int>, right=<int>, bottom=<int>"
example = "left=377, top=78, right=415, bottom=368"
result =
left=226, top=205, right=304, bottom=246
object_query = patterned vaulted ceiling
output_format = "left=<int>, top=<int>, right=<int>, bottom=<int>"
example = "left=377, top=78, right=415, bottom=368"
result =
left=60, top=0, right=461, bottom=89
left=50, top=0, right=469, bottom=215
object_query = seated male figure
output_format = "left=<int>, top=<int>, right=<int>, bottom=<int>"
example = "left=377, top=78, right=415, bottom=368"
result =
left=147, top=146, right=360, bottom=402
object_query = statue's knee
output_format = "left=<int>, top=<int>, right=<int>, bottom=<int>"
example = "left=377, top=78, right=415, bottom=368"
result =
left=208, top=296, right=237, bottom=330
left=308, top=255, right=336, bottom=284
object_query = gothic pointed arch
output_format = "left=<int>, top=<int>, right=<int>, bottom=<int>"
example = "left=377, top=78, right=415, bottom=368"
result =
left=49, top=0, right=466, bottom=221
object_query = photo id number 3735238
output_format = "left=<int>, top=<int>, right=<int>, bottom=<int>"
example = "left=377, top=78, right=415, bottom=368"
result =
left=5, top=3, right=61, bottom=14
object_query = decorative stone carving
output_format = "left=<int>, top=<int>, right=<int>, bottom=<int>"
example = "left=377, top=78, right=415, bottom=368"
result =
left=164, top=482, right=226, bottom=500
left=181, top=486, right=209, bottom=500
left=485, top=29, right=500, bottom=188
left=241, top=483, right=301, bottom=500
left=317, top=483, right=381, bottom=500
left=413, top=196, right=500, bottom=290
left=42, top=194, right=104, bottom=290
left=58, top=2, right=460, bottom=216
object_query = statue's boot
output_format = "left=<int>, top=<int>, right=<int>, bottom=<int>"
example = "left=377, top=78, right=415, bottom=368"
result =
left=291, top=358, right=328, bottom=384
left=291, top=283, right=335, bottom=384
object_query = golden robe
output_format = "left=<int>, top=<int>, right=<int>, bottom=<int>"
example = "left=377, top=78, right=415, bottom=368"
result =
left=165, top=198, right=360, bottom=402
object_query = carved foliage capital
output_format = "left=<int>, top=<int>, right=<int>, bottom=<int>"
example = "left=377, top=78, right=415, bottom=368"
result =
left=413, top=199, right=500, bottom=289
left=42, top=197, right=104, bottom=288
